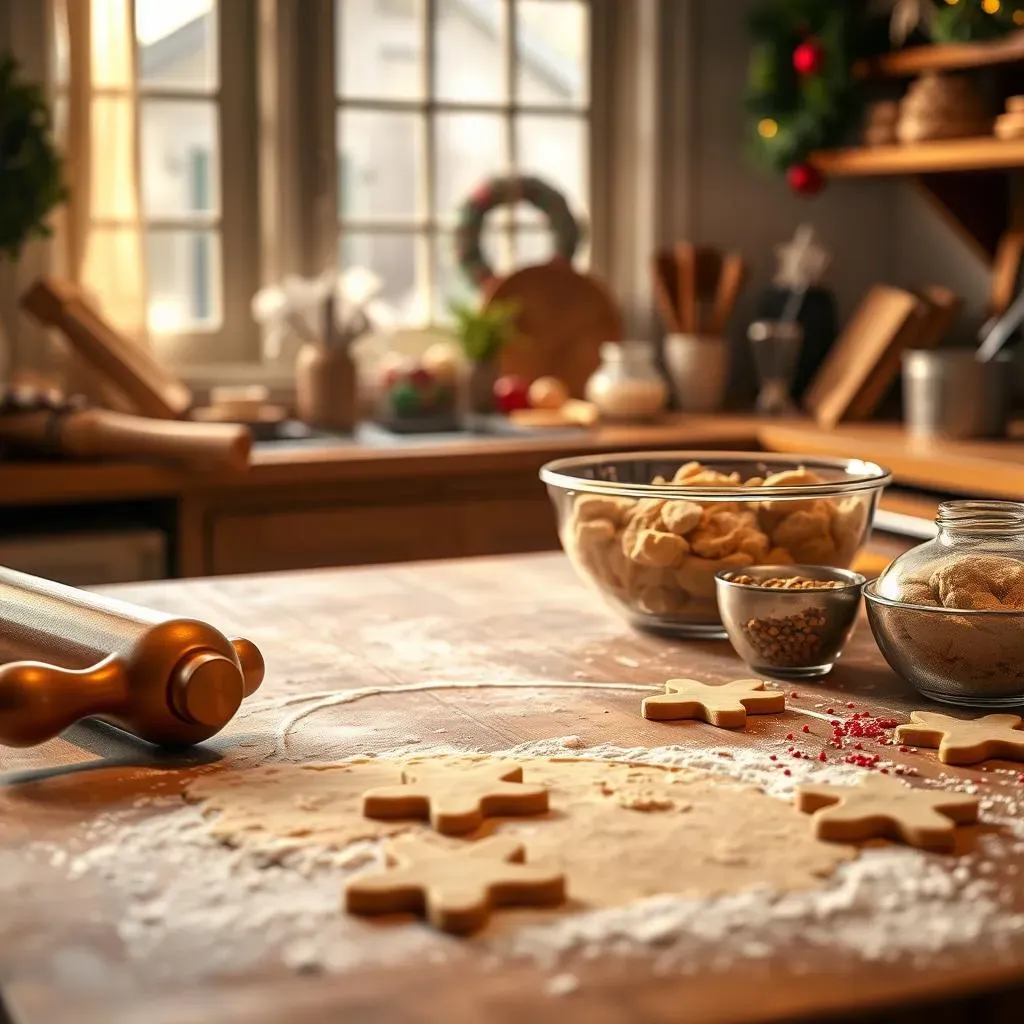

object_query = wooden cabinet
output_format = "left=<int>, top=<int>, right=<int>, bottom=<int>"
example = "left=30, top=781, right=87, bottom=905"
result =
left=197, top=472, right=560, bottom=577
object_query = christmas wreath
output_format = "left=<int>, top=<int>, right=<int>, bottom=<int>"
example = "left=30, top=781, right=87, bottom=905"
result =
left=454, top=174, right=582, bottom=289
left=746, top=0, right=862, bottom=195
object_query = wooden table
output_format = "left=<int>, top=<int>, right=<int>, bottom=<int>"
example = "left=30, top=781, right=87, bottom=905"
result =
left=2, top=554, right=1024, bottom=1024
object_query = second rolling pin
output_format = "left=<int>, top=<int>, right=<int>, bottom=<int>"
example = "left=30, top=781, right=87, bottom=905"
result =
left=0, top=392, right=252, bottom=471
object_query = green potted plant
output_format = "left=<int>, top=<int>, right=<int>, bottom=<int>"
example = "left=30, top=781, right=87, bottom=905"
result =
left=0, top=53, right=66, bottom=378
left=449, top=298, right=519, bottom=414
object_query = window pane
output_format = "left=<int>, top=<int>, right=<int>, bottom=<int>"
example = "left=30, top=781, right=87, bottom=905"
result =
left=341, top=233, right=425, bottom=323
left=515, top=114, right=588, bottom=217
left=434, top=114, right=507, bottom=223
left=136, top=0, right=217, bottom=90
left=433, top=230, right=511, bottom=314
left=146, top=230, right=222, bottom=332
left=514, top=227, right=555, bottom=267
left=338, top=110, right=422, bottom=222
left=141, top=101, right=219, bottom=218
left=516, top=0, right=588, bottom=107
left=336, top=0, right=423, bottom=100
left=435, top=0, right=506, bottom=103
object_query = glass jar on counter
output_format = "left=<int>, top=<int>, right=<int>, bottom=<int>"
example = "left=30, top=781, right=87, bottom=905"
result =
left=864, top=500, right=1024, bottom=707
left=584, top=341, right=668, bottom=422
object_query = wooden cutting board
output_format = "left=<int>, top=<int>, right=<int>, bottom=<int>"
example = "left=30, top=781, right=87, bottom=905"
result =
left=485, top=261, right=623, bottom=398
left=803, top=284, right=927, bottom=429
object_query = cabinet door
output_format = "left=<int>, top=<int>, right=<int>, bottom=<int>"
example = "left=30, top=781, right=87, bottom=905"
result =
left=208, top=496, right=559, bottom=576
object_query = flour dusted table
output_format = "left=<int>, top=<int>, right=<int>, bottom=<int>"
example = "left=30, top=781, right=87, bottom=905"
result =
left=1, top=553, right=1023, bottom=1024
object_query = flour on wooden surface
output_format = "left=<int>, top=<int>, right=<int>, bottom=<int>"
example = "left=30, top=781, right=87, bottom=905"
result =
left=36, top=735, right=1024, bottom=991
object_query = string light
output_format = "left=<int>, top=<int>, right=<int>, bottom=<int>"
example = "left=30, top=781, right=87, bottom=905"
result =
left=1015, top=8, right=1024, bottom=23
left=758, top=118, right=779, bottom=139
left=943, top=0, right=959, bottom=7
left=981, top=0, right=1001, bottom=14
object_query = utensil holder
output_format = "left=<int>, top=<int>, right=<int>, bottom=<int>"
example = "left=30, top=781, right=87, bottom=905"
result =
left=902, top=349, right=1012, bottom=440
left=0, top=567, right=264, bottom=748
left=663, top=334, right=730, bottom=413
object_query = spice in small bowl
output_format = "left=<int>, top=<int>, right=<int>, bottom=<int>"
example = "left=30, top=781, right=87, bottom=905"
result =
left=715, top=565, right=866, bottom=679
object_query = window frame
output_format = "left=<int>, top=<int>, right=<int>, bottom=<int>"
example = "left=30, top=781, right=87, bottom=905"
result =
left=301, top=0, right=608, bottom=327
left=23, top=0, right=656, bottom=388
left=135, top=0, right=261, bottom=365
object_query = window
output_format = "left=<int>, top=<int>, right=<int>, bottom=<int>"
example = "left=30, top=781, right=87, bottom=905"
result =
left=333, top=0, right=592, bottom=324
left=44, top=0, right=603, bottom=376
left=51, top=0, right=259, bottom=364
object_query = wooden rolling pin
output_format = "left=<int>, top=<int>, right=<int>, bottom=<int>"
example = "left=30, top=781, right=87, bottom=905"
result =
left=0, top=566, right=264, bottom=747
left=0, top=391, right=251, bottom=471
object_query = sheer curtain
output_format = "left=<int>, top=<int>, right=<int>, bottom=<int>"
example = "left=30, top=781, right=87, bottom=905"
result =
left=53, top=0, right=148, bottom=345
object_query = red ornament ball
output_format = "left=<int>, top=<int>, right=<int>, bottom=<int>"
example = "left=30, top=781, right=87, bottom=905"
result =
left=792, top=37, right=824, bottom=77
left=786, top=162, right=824, bottom=196
left=493, top=374, right=531, bottom=414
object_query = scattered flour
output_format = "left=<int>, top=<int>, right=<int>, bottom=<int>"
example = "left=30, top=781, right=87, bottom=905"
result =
left=545, top=972, right=580, bottom=996
left=34, top=735, right=1024, bottom=991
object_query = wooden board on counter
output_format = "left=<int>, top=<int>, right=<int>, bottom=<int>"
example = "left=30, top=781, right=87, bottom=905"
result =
left=2, top=554, right=1024, bottom=1024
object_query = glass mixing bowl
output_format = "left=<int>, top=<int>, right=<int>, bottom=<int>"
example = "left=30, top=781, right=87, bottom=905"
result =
left=539, top=451, right=891, bottom=638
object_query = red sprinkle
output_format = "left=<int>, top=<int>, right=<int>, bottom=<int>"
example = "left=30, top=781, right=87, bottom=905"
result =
left=802, top=724, right=811, bottom=733
left=879, top=768, right=889, bottom=774
left=769, top=754, right=777, bottom=761
left=790, top=691, right=799, bottom=698
left=818, top=751, right=827, bottom=762
left=783, top=769, right=792, bottom=776
left=1017, top=773, right=1024, bottom=784
left=846, top=702, right=855, bottom=709
left=786, top=733, right=795, bottom=741
left=854, top=742, right=864, bottom=750
left=826, top=707, right=835, bottom=714
left=899, top=746, right=909, bottom=754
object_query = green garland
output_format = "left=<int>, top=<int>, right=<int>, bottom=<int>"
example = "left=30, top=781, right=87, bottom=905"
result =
left=931, top=0, right=1024, bottom=44
left=747, top=0, right=1024, bottom=178
left=0, top=55, right=65, bottom=260
left=746, top=1, right=861, bottom=175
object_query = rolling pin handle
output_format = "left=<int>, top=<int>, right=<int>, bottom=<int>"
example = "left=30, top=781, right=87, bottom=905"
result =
left=0, top=654, right=128, bottom=748
left=231, top=637, right=266, bottom=697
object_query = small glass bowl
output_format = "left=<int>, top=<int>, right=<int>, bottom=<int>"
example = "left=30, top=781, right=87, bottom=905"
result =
left=864, top=580, right=1024, bottom=708
left=716, top=565, right=866, bottom=679
left=540, top=451, right=891, bottom=638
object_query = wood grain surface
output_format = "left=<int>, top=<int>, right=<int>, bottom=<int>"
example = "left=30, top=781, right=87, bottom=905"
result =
left=2, top=554, right=1024, bottom=1023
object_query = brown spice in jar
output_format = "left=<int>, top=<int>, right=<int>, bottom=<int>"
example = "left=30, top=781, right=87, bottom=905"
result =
left=731, top=575, right=845, bottom=591
left=741, top=607, right=828, bottom=668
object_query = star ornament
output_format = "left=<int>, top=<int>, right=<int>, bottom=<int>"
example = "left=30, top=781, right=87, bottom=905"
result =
left=344, top=835, right=566, bottom=934
left=641, top=678, right=785, bottom=728
left=773, top=223, right=830, bottom=291
left=895, top=712, right=1024, bottom=766
left=797, top=774, right=979, bottom=852
left=362, top=761, right=549, bottom=835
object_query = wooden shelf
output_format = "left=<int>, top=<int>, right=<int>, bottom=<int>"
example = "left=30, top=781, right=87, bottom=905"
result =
left=809, top=136, right=1024, bottom=176
left=854, top=32, right=1024, bottom=79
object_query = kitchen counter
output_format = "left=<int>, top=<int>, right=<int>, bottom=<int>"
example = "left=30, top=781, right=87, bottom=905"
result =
left=0, top=415, right=1020, bottom=579
left=1, top=553, right=1023, bottom=1024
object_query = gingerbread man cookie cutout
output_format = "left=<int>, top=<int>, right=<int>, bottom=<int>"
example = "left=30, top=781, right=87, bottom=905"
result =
left=362, top=761, right=549, bottom=834
left=641, top=678, right=785, bottom=728
left=344, top=835, right=566, bottom=934
left=895, top=712, right=1024, bottom=766
left=797, top=774, right=979, bottom=852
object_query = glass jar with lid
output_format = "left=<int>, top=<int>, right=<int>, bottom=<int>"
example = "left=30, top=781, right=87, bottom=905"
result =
left=584, top=341, right=668, bottom=422
left=864, top=500, right=1024, bottom=707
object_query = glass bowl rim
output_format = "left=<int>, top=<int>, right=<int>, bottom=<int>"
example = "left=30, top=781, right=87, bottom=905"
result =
left=716, top=565, right=867, bottom=593
left=863, top=578, right=1024, bottom=616
left=539, top=451, right=893, bottom=501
